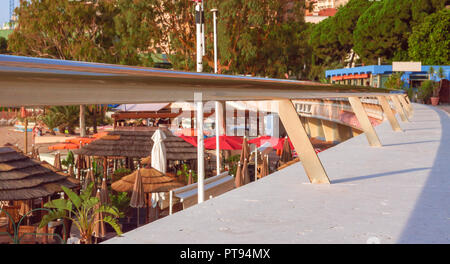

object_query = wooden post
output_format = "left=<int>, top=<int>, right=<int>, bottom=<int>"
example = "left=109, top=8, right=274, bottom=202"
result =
left=390, top=95, right=409, bottom=122
left=348, top=97, right=382, bottom=147
left=277, top=99, right=330, bottom=184
left=377, top=96, right=402, bottom=132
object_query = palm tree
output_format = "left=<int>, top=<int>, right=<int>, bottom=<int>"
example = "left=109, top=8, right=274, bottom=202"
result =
left=428, top=66, right=435, bottom=80
left=49, top=106, right=79, bottom=134
left=38, top=112, right=63, bottom=135
left=39, top=183, right=122, bottom=244
left=437, top=67, right=445, bottom=97
left=86, top=105, right=109, bottom=134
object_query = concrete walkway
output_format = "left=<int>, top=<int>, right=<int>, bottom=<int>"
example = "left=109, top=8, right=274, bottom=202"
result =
left=105, top=103, right=449, bottom=244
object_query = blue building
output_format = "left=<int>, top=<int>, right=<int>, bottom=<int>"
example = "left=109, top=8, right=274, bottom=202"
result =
left=325, top=65, right=450, bottom=89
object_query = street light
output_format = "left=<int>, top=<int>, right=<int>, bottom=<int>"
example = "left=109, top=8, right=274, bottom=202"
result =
left=211, top=8, right=218, bottom=74
left=193, top=0, right=204, bottom=73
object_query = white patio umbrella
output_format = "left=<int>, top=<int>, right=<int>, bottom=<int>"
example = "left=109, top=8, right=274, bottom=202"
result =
left=150, top=129, right=167, bottom=212
left=151, top=129, right=167, bottom=173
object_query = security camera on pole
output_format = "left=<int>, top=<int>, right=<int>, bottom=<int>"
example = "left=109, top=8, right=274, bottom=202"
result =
left=194, top=0, right=204, bottom=73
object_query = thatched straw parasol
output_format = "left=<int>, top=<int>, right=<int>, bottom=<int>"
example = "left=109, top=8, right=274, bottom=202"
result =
left=0, top=146, right=79, bottom=201
left=141, top=156, right=151, bottom=168
left=75, top=129, right=197, bottom=161
left=111, top=167, right=184, bottom=193
left=113, top=167, right=183, bottom=225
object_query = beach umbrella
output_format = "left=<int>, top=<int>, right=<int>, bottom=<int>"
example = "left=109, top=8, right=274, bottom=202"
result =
left=93, top=189, right=106, bottom=241
left=112, top=167, right=184, bottom=224
left=242, top=158, right=250, bottom=185
left=18, top=200, right=33, bottom=225
left=179, top=135, right=198, bottom=147
left=240, top=137, right=250, bottom=164
left=34, top=147, right=40, bottom=161
left=54, top=152, right=62, bottom=170
left=261, top=155, right=269, bottom=178
left=30, top=145, right=40, bottom=160
left=248, top=136, right=280, bottom=147
left=273, top=137, right=294, bottom=151
left=84, top=155, right=91, bottom=169
left=236, top=137, right=250, bottom=186
left=187, top=170, right=193, bottom=185
left=280, top=136, right=293, bottom=163
left=84, top=168, right=97, bottom=197
left=68, top=165, right=74, bottom=178
left=204, top=135, right=243, bottom=150
left=151, top=129, right=167, bottom=173
left=75, top=154, right=85, bottom=179
left=111, top=167, right=184, bottom=193
left=234, top=161, right=242, bottom=188
left=100, top=178, right=109, bottom=204
left=130, top=168, right=146, bottom=227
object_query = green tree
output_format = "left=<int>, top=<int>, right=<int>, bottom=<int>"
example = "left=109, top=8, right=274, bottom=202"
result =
left=39, top=183, right=122, bottom=244
left=408, top=9, right=450, bottom=65
left=8, top=0, right=117, bottom=62
left=309, top=0, right=373, bottom=66
left=353, top=0, right=447, bottom=64
left=150, top=0, right=309, bottom=78
left=384, top=72, right=405, bottom=90
left=113, top=0, right=158, bottom=66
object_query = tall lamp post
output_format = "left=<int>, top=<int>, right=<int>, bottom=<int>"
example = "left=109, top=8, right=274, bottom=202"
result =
left=211, top=8, right=221, bottom=175
left=194, top=0, right=204, bottom=73
left=211, top=8, right=218, bottom=74
left=193, top=1, right=205, bottom=203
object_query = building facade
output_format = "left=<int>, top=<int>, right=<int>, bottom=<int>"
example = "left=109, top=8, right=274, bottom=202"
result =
left=325, top=65, right=450, bottom=89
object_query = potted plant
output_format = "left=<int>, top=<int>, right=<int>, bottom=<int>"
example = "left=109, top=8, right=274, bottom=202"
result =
left=176, top=163, right=197, bottom=184
left=39, top=182, right=122, bottom=244
left=418, top=80, right=434, bottom=104
left=430, top=85, right=440, bottom=106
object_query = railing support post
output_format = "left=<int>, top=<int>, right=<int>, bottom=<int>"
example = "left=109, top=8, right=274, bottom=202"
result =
left=277, top=99, right=330, bottom=184
left=390, top=95, right=409, bottom=122
left=377, top=96, right=402, bottom=132
left=398, top=94, right=413, bottom=118
left=348, top=97, right=382, bottom=147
